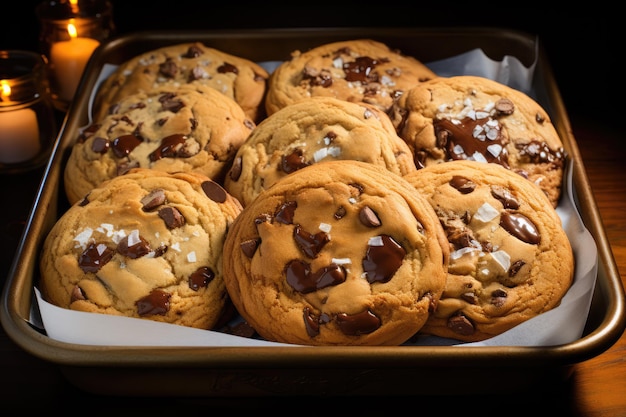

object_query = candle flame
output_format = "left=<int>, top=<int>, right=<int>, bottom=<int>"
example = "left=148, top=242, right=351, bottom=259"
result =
left=69, top=0, right=79, bottom=14
left=67, top=21, right=78, bottom=39
left=0, top=81, right=10, bottom=101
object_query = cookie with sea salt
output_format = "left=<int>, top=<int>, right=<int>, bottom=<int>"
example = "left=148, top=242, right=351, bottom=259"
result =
left=92, top=41, right=269, bottom=122
left=222, top=160, right=449, bottom=346
left=404, top=160, right=574, bottom=342
left=64, top=83, right=254, bottom=205
left=39, top=168, right=242, bottom=330
left=388, top=75, right=567, bottom=207
left=265, top=38, right=436, bottom=116
left=224, top=96, right=417, bottom=207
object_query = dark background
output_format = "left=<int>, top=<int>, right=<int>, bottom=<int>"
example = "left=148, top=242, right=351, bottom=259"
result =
left=1, top=1, right=623, bottom=132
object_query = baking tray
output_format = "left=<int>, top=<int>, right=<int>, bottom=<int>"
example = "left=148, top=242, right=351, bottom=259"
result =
left=2, top=27, right=625, bottom=397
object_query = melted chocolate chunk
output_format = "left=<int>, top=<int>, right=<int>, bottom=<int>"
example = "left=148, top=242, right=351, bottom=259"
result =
left=336, top=309, right=381, bottom=335
left=303, top=307, right=320, bottom=337
left=159, top=58, right=178, bottom=78
left=112, top=134, right=142, bottom=158
left=201, top=180, right=227, bottom=203
left=188, top=266, right=215, bottom=291
left=448, top=313, right=475, bottom=336
left=508, top=259, right=526, bottom=277
left=449, top=176, right=476, bottom=194
left=217, top=62, right=238, bottom=74
left=500, top=211, right=540, bottom=244
left=491, top=288, right=508, bottom=307
left=136, top=289, right=171, bottom=316
left=117, top=233, right=152, bottom=259
left=149, top=134, right=187, bottom=161
left=435, top=115, right=509, bottom=167
left=91, top=137, right=110, bottom=154
left=274, top=201, right=297, bottom=224
left=159, top=93, right=185, bottom=113
left=334, top=206, right=347, bottom=220
left=362, top=235, right=405, bottom=284
left=359, top=206, right=381, bottom=227
left=285, top=260, right=346, bottom=293
left=494, top=98, right=515, bottom=115
left=343, top=56, right=380, bottom=83
left=158, top=206, right=185, bottom=229
left=491, top=185, right=519, bottom=209
left=183, top=45, right=204, bottom=58
left=240, top=238, right=260, bottom=258
left=78, top=242, right=114, bottom=273
left=141, top=189, right=166, bottom=211
left=281, top=148, right=309, bottom=173
left=293, top=225, right=329, bottom=258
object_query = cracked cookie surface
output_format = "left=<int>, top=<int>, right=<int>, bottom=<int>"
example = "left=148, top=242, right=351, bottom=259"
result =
left=388, top=75, right=567, bottom=207
left=405, top=160, right=574, bottom=342
left=40, top=168, right=242, bottom=330
left=92, top=42, right=269, bottom=123
left=222, top=160, right=449, bottom=346
left=265, top=39, right=436, bottom=116
left=224, top=96, right=417, bottom=207
left=64, top=83, right=254, bottom=205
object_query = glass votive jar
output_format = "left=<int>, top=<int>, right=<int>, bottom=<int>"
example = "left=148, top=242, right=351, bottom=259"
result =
left=0, top=50, right=57, bottom=174
left=36, top=0, right=115, bottom=112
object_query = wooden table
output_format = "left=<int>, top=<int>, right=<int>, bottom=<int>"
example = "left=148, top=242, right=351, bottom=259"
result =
left=1, top=117, right=624, bottom=415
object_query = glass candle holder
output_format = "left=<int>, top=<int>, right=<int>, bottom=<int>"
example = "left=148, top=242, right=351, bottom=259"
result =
left=36, top=0, right=115, bottom=112
left=0, top=50, right=57, bottom=174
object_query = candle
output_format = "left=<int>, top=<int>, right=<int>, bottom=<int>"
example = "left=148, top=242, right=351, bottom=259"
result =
left=0, top=107, right=41, bottom=164
left=50, top=22, right=100, bottom=102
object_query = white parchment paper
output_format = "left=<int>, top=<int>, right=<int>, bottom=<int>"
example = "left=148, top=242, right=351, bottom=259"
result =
left=33, top=47, right=598, bottom=347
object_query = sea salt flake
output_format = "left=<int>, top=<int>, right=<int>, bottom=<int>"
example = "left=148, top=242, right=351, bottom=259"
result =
left=319, top=223, right=331, bottom=233
left=127, top=229, right=141, bottom=246
left=331, top=258, right=351, bottom=265
left=471, top=152, right=488, bottom=163
left=73, top=228, right=93, bottom=248
left=171, top=242, right=181, bottom=252
left=368, top=236, right=384, bottom=246
left=487, top=144, right=503, bottom=157
left=450, top=246, right=479, bottom=260
left=491, top=250, right=511, bottom=271
left=187, top=251, right=197, bottom=263
left=475, top=202, right=499, bottom=222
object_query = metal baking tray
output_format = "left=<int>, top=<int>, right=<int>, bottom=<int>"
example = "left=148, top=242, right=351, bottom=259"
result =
left=2, top=27, right=625, bottom=397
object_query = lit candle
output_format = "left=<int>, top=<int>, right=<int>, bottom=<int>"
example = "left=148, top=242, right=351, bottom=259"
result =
left=0, top=81, right=41, bottom=163
left=49, top=21, right=100, bottom=102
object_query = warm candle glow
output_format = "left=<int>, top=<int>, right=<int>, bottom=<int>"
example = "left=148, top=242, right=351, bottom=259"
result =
left=49, top=20, right=100, bottom=102
left=0, top=102, right=41, bottom=163
left=0, top=81, right=10, bottom=100
left=67, top=21, right=78, bottom=39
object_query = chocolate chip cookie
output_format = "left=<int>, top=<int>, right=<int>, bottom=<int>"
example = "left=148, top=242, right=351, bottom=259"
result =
left=93, top=41, right=269, bottom=122
left=405, top=160, right=574, bottom=342
left=222, top=160, right=449, bottom=346
left=265, top=39, right=436, bottom=116
left=224, top=96, right=417, bottom=207
left=39, top=169, right=243, bottom=330
left=388, top=75, right=567, bottom=207
left=64, top=83, right=254, bottom=205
